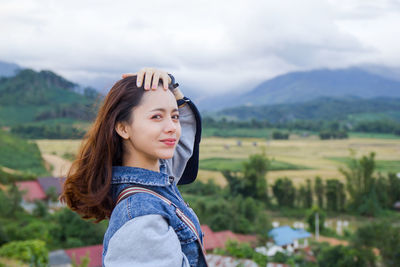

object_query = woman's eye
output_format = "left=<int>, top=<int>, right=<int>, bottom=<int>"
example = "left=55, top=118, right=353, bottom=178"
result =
left=151, top=115, right=162, bottom=119
left=172, top=115, right=180, bottom=120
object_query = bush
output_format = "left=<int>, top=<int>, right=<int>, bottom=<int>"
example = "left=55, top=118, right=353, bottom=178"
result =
left=216, top=240, right=268, bottom=266
left=272, top=131, right=289, bottom=140
left=0, top=240, right=48, bottom=267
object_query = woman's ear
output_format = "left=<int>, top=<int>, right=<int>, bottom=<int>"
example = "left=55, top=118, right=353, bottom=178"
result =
left=115, top=122, right=130, bottom=140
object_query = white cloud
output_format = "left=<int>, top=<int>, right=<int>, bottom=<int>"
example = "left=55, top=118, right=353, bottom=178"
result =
left=0, top=0, right=399, bottom=95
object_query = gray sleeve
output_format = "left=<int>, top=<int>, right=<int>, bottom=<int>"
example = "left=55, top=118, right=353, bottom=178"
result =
left=104, top=214, right=190, bottom=267
left=161, top=104, right=196, bottom=182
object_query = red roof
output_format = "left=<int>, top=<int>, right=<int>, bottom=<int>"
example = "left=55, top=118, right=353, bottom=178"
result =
left=202, top=225, right=224, bottom=250
left=65, top=245, right=103, bottom=267
left=15, top=181, right=46, bottom=202
left=201, top=225, right=258, bottom=251
left=235, top=233, right=258, bottom=244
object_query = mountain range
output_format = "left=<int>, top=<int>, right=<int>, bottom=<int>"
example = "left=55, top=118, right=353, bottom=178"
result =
left=1, top=59, right=400, bottom=127
left=197, top=67, right=400, bottom=111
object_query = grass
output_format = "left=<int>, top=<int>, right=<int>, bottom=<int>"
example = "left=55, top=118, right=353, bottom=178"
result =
left=0, top=130, right=49, bottom=176
left=199, top=157, right=310, bottom=172
left=348, top=132, right=400, bottom=139
left=327, top=157, right=400, bottom=173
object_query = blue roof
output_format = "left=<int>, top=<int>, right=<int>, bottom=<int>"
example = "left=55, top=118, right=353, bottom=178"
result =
left=268, top=226, right=311, bottom=246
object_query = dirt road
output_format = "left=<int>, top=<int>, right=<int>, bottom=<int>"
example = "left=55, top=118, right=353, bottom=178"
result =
left=42, top=153, right=72, bottom=177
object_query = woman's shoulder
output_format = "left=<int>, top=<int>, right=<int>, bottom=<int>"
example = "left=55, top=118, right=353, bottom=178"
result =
left=111, top=191, right=173, bottom=223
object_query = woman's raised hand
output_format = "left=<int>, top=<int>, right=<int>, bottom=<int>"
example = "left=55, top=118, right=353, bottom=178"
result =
left=122, top=68, right=171, bottom=90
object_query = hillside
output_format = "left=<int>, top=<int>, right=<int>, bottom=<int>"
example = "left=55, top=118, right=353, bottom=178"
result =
left=0, top=69, right=101, bottom=127
left=213, top=96, right=400, bottom=123
left=198, top=67, right=400, bottom=111
left=0, top=129, right=49, bottom=176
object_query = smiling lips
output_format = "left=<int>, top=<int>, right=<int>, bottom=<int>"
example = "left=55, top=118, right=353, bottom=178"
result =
left=160, top=138, right=176, bottom=146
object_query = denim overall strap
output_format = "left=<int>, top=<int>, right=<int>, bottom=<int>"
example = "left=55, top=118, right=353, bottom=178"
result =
left=117, top=186, right=208, bottom=265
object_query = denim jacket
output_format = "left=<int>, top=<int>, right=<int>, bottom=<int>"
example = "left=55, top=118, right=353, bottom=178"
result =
left=102, top=102, right=207, bottom=267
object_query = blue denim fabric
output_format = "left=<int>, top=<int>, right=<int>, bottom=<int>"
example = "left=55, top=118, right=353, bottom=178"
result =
left=102, top=164, right=207, bottom=267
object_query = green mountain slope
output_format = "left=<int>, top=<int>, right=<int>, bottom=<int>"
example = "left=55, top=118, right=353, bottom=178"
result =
left=0, top=69, right=100, bottom=127
left=0, top=129, right=48, bottom=176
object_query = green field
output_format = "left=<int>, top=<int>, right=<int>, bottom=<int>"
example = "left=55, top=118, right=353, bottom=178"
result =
left=34, top=135, right=400, bottom=187
left=200, top=157, right=310, bottom=172
left=327, top=157, right=400, bottom=173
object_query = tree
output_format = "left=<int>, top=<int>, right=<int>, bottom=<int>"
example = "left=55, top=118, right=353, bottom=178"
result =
left=0, top=225, right=8, bottom=246
left=375, top=174, right=390, bottom=209
left=340, top=152, right=381, bottom=215
left=305, top=179, right=313, bottom=208
left=8, top=184, right=23, bottom=217
left=45, top=186, right=59, bottom=205
left=314, top=176, right=324, bottom=208
left=0, top=240, right=48, bottom=267
left=50, top=208, right=106, bottom=248
left=222, top=153, right=269, bottom=202
left=272, top=177, right=296, bottom=207
left=387, top=172, right=400, bottom=207
left=337, top=181, right=346, bottom=211
left=325, top=179, right=346, bottom=212
left=353, top=221, right=400, bottom=267
left=307, top=206, right=325, bottom=233
left=0, top=185, right=23, bottom=217
left=317, top=245, right=375, bottom=267
left=242, top=153, right=269, bottom=202
left=325, top=179, right=338, bottom=211
left=298, top=185, right=307, bottom=208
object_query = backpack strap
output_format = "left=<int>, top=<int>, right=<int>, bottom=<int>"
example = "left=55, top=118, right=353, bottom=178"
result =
left=117, top=186, right=208, bottom=261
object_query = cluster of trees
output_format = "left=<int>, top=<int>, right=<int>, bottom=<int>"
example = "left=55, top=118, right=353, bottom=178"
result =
left=272, top=152, right=400, bottom=216
left=11, top=124, right=86, bottom=139
left=0, top=182, right=106, bottom=265
left=309, top=220, right=400, bottom=267
left=319, top=130, right=348, bottom=140
left=354, top=120, right=400, bottom=135
left=34, top=104, right=96, bottom=121
left=179, top=153, right=272, bottom=236
left=272, top=131, right=289, bottom=140
left=203, top=116, right=400, bottom=137
left=341, top=152, right=400, bottom=216
left=180, top=179, right=270, bottom=236
left=272, top=177, right=347, bottom=212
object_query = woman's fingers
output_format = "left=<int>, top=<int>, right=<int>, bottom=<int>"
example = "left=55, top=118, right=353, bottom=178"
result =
left=136, top=69, right=146, bottom=87
left=152, top=72, right=161, bottom=90
left=124, top=68, right=170, bottom=90
left=161, top=74, right=169, bottom=90
left=144, top=69, right=154, bottom=90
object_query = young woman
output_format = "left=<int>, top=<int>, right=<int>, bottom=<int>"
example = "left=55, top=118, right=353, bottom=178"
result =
left=61, top=68, right=207, bottom=267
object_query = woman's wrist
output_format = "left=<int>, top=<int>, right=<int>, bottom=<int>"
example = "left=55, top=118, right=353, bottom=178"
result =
left=172, top=88, right=184, bottom=101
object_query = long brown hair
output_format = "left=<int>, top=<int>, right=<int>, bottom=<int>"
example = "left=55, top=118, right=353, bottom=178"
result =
left=61, top=76, right=145, bottom=222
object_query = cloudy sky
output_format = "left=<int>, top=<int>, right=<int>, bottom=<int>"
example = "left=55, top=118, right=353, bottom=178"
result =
left=0, top=0, right=399, bottom=95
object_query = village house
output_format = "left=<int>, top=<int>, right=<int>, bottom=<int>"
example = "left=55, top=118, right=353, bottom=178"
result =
left=15, top=177, right=66, bottom=212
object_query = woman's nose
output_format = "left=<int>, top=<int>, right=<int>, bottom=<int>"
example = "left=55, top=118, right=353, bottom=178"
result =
left=164, top=118, right=177, bottom=133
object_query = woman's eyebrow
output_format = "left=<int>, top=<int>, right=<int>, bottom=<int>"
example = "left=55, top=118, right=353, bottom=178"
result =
left=150, top=108, right=179, bottom=112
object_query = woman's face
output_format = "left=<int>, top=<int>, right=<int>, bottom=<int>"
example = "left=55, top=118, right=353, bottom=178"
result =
left=121, top=85, right=181, bottom=163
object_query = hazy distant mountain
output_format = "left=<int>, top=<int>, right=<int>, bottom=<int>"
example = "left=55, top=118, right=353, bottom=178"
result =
left=198, top=67, right=400, bottom=111
left=212, top=96, right=400, bottom=123
left=0, top=60, right=21, bottom=77
left=0, top=69, right=101, bottom=126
